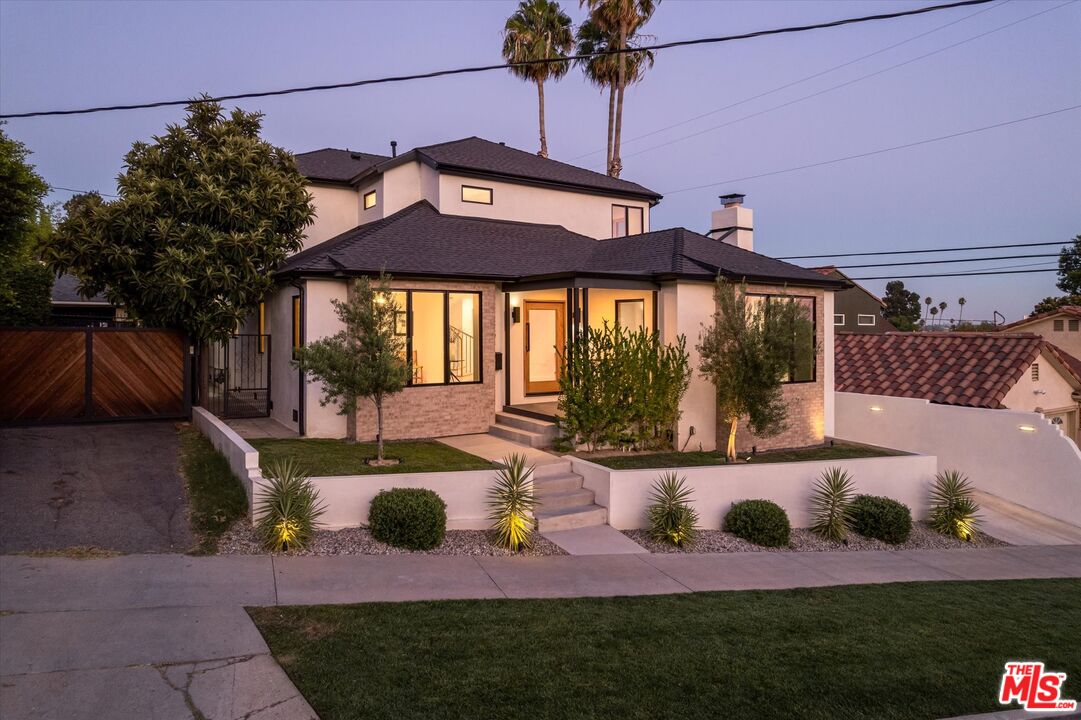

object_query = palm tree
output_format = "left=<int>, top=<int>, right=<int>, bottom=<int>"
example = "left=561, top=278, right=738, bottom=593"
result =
left=930, top=306, right=939, bottom=326
left=924, top=296, right=933, bottom=323
left=581, top=0, right=658, bottom=177
left=958, top=297, right=967, bottom=323
left=938, top=301, right=948, bottom=327
left=502, top=0, right=575, bottom=159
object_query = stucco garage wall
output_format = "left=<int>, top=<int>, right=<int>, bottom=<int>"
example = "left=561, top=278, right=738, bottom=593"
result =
left=571, top=453, right=935, bottom=529
left=835, top=392, right=1081, bottom=525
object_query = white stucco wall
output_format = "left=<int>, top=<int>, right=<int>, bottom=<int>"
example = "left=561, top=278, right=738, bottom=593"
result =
left=437, top=172, right=650, bottom=239
left=1002, top=350, right=1079, bottom=414
left=1006, top=316, right=1081, bottom=359
left=823, top=291, right=836, bottom=437
left=303, top=279, right=349, bottom=438
left=305, top=184, right=359, bottom=249
left=835, top=391, right=1081, bottom=525
left=666, top=281, right=717, bottom=452
left=571, top=453, right=936, bottom=529
left=192, top=407, right=262, bottom=507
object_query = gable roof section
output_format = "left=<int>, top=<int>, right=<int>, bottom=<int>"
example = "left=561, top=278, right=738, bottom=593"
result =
left=51, top=273, right=109, bottom=305
left=835, top=332, right=1051, bottom=408
left=296, top=137, right=661, bottom=202
left=999, top=305, right=1081, bottom=330
left=810, top=266, right=886, bottom=308
left=278, top=201, right=847, bottom=288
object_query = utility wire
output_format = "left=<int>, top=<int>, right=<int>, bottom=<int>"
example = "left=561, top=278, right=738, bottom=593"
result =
left=780, top=239, right=1072, bottom=259
left=664, top=104, right=1081, bottom=194
left=0, top=0, right=993, bottom=119
left=572, top=0, right=1008, bottom=159
left=835, top=253, right=1062, bottom=269
left=51, top=186, right=119, bottom=198
left=850, top=267, right=1057, bottom=280
left=625, top=0, right=1070, bottom=161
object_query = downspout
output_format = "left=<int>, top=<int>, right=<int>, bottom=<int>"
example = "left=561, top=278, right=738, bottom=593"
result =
left=292, top=280, right=307, bottom=437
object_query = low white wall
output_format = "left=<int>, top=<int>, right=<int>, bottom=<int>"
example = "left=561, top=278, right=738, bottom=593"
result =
left=191, top=407, right=262, bottom=506
left=301, top=470, right=499, bottom=531
left=572, top=453, right=936, bottom=529
left=835, top=392, right=1081, bottom=526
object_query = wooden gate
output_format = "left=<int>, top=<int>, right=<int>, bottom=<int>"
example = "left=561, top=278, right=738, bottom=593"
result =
left=0, top=327, right=190, bottom=425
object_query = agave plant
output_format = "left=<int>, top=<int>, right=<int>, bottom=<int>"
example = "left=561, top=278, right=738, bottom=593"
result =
left=255, top=459, right=326, bottom=552
left=488, top=453, right=538, bottom=551
left=929, top=469, right=982, bottom=541
left=808, top=466, right=856, bottom=542
left=647, top=472, right=698, bottom=547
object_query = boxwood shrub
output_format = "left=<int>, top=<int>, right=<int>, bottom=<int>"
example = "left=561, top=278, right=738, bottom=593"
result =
left=724, top=499, right=791, bottom=547
left=849, top=494, right=912, bottom=544
left=369, top=488, right=447, bottom=550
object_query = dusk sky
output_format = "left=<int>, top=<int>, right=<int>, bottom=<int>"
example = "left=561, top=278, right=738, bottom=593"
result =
left=2, top=0, right=1078, bottom=321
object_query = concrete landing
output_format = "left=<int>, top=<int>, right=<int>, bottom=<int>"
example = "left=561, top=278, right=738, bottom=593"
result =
left=438, top=432, right=561, bottom=467
left=542, top=525, right=649, bottom=555
left=974, top=490, right=1081, bottom=546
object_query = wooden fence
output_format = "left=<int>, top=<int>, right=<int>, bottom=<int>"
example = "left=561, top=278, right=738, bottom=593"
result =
left=0, top=327, right=190, bottom=425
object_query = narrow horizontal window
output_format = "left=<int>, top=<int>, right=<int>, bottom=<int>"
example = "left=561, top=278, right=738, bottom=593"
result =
left=833, top=314, right=845, bottom=326
left=857, top=314, right=876, bottom=326
left=461, top=185, right=493, bottom=204
left=363, top=190, right=377, bottom=210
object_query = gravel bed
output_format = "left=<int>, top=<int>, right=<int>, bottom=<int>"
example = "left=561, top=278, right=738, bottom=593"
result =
left=217, top=523, right=565, bottom=556
left=624, top=522, right=1007, bottom=554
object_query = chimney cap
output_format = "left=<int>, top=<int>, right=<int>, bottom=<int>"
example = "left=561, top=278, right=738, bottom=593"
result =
left=719, top=193, right=745, bottom=207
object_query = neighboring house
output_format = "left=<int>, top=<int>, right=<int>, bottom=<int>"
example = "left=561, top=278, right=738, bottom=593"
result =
left=249, top=137, right=846, bottom=453
left=50, top=273, right=122, bottom=327
left=836, top=331, right=1081, bottom=445
left=811, top=266, right=895, bottom=334
left=998, top=305, right=1081, bottom=360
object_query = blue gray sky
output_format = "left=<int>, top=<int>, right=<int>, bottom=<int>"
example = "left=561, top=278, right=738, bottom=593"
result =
left=2, top=0, right=1078, bottom=321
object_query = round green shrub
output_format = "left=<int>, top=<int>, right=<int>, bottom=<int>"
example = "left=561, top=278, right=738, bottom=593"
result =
left=724, top=499, right=791, bottom=547
left=369, top=488, right=447, bottom=550
left=849, top=494, right=912, bottom=544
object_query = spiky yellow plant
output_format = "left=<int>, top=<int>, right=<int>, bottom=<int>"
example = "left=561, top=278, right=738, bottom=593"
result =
left=487, top=454, right=538, bottom=551
left=929, top=469, right=982, bottom=541
left=256, top=459, right=326, bottom=552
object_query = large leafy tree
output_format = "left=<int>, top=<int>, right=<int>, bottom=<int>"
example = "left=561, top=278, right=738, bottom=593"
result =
left=45, top=98, right=314, bottom=342
left=881, top=280, right=921, bottom=331
left=0, top=122, right=53, bottom=326
left=1056, top=234, right=1081, bottom=296
left=580, top=0, right=658, bottom=178
left=502, top=0, right=575, bottom=159
left=294, top=275, right=411, bottom=459
left=698, top=278, right=815, bottom=462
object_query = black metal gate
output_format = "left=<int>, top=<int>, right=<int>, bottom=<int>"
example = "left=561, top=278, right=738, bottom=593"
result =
left=205, top=334, right=271, bottom=418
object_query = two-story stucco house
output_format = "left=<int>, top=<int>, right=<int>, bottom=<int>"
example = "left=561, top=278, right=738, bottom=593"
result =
left=255, top=136, right=845, bottom=453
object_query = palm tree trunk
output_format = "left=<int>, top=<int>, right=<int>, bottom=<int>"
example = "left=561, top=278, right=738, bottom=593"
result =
left=610, top=26, right=627, bottom=178
left=536, top=80, right=548, bottom=158
left=606, top=84, right=616, bottom=173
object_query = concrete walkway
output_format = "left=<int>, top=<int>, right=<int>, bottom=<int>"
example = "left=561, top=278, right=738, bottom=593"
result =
left=974, top=490, right=1081, bottom=546
left=438, top=432, right=562, bottom=467
left=3, top=548, right=1079, bottom=719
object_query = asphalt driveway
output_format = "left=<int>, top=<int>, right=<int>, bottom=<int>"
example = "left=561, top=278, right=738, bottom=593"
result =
left=0, top=422, right=193, bottom=553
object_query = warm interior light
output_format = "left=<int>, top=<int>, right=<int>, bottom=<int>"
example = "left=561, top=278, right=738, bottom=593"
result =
left=510, top=296, right=520, bottom=307
left=1018, top=425, right=1037, bottom=433
left=869, top=406, right=883, bottom=413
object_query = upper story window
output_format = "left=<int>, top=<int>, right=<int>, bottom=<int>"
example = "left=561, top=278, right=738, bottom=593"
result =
left=611, top=204, right=643, bottom=237
left=833, top=314, right=845, bottom=326
left=857, top=314, right=876, bottom=326
left=363, top=190, right=377, bottom=210
left=1053, top=319, right=1065, bottom=331
left=1070, top=319, right=1080, bottom=331
left=461, top=185, right=493, bottom=205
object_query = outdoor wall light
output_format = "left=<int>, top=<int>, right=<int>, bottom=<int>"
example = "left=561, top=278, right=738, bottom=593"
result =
left=1018, top=425, right=1037, bottom=433
left=869, top=406, right=883, bottom=413
left=511, top=306, right=521, bottom=324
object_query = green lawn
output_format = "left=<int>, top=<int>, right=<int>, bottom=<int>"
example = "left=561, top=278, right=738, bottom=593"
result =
left=179, top=425, right=249, bottom=554
left=250, top=438, right=494, bottom=476
left=249, top=579, right=1081, bottom=720
left=585, top=442, right=900, bottom=470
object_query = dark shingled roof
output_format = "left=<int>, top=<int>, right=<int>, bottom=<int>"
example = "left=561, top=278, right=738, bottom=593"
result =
left=295, top=137, right=661, bottom=201
left=835, top=332, right=1081, bottom=408
left=295, top=149, right=390, bottom=183
left=51, top=273, right=109, bottom=305
left=278, top=200, right=845, bottom=288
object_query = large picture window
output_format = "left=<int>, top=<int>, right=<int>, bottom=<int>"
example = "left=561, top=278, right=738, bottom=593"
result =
left=392, top=289, right=483, bottom=386
left=747, top=293, right=816, bottom=383
left=611, top=204, right=644, bottom=237
left=615, top=299, right=645, bottom=332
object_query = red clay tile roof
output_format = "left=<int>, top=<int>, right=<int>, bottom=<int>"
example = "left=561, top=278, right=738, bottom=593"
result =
left=1046, top=343, right=1081, bottom=385
left=999, top=305, right=1081, bottom=330
left=835, top=332, right=1050, bottom=408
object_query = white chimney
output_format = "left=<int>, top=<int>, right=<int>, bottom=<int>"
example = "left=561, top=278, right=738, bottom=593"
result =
left=709, top=193, right=753, bottom=252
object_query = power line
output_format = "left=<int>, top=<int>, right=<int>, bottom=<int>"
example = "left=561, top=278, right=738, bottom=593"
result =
left=624, top=0, right=1070, bottom=161
left=836, top=253, right=1062, bottom=269
left=850, top=267, right=1057, bottom=280
left=51, top=186, right=119, bottom=198
left=0, top=0, right=994, bottom=120
left=780, top=239, right=1072, bottom=259
left=664, top=104, right=1081, bottom=194
left=572, top=0, right=1008, bottom=160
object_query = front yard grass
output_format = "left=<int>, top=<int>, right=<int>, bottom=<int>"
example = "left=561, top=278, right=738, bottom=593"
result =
left=179, top=425, right=249, bottom=554
left=585, top=442, right=900, bottom=470
left=249, top=579, right=1081, bottom=720
left=250, top=438, right=493, bottom=476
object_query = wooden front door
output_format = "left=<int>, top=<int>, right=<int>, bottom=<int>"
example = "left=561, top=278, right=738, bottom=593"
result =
left=524, top=301, right=565, bottom=395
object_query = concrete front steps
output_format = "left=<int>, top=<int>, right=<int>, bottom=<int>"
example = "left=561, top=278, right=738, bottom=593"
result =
left=531, top=459, right=607, bottom=532
left=488, top=411, right=558, bottom=448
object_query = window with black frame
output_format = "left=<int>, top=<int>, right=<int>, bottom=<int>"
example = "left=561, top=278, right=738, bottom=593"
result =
left=611, top=204, right=644, bottom=237
left=390, top=290, right=482, bottom=386
left=747, top=294, right=816, bottom=383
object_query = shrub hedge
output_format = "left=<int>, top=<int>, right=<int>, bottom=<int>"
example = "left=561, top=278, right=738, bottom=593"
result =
left=724, top=499, right=791, bottom=547
left=849, top=494, right=912, bottom=544
left=368, top=488, right=447, bottom=550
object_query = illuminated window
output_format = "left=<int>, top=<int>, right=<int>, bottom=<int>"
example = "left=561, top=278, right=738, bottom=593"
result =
left=857, top=314, right=876, bottom=326
left=448, top=293, right=481, bottom=382
left=392, top=290, right=483, bottom=386
left=615, top=299, right=645, bottom=332
left=291, top=296, right=301, bottom=360
left=258, top=302, right=266, bottom=353
left=461, top=185, right=493, bottom=204
left=363, top=190, right=377, bottom=210
left=611, top=205, right=644, bottom=237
